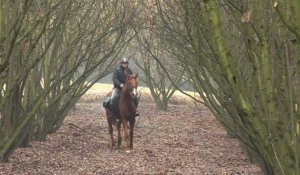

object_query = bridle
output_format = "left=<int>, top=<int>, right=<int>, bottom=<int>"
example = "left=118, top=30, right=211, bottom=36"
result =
left=125, top=74, right=138, bottom=98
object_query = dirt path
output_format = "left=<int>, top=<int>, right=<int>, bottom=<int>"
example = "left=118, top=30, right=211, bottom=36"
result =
left=0, top=97, right=261, bottom=174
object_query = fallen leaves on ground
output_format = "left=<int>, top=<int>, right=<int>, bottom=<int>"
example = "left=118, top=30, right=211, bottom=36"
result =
left=0, top=95, right=262, bottom=175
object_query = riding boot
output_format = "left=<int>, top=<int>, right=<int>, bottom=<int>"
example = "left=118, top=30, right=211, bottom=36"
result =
left=135, top=110, right=140, bottom=117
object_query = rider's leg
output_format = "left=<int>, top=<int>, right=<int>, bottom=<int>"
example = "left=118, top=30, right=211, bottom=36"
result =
left=110, top=88, right=118, bottom=113
left=110, top=88, right=121, bottom=115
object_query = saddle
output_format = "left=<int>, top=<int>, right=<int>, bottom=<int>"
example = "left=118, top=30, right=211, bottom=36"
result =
left=102, top=92, right=140, bottom=117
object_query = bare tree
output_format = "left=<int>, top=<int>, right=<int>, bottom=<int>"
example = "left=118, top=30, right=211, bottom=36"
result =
left=154, top=0, right=300, bottom=174
left=132, top=1, right=186, bottom=111
left=0, top=0, right=134, bottom=162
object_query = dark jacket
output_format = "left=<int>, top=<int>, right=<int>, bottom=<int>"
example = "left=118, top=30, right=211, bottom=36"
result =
left=113, top=66, right=132, bottom=88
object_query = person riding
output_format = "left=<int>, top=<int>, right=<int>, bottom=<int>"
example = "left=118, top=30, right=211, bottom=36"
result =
left=110, top=57, right=139, bottom=116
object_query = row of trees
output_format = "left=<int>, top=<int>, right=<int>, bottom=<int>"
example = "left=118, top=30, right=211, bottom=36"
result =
left=0, top=0, right=135, bottom=162
left=131, top=1, right=192, bottom=111
left=136, top=0, right=300, bottom=174
left=1, top=1, right=300, bottom=174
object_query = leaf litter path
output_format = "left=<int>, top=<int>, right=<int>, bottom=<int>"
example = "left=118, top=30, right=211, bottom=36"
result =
left=0, top=97, right=261, bottom=175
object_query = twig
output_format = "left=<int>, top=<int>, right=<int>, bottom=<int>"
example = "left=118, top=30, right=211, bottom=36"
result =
left=68, top=123, right=106, bottom=140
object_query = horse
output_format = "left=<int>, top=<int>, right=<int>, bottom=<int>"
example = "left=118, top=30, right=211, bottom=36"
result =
left=104, top=73, right=138, bottom=152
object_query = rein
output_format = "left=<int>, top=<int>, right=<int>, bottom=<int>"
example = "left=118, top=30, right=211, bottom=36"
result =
left=120, top=78, right=134, bottom=107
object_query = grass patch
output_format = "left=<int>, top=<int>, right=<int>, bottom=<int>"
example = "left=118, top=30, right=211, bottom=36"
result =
left=81, top=83, right=201, bottom=105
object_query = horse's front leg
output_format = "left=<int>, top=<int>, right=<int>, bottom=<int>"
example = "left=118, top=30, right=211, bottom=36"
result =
left=122, top=119, right=130, bottom=152
left=129, top=117, right=136, bottom=149
left=117, top=120, right=122, bottom=148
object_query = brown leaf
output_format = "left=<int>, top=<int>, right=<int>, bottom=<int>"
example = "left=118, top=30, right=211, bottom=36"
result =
left=0, top=93, right=262, bottom=174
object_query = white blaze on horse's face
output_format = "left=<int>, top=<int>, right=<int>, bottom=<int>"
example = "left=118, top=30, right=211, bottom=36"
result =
left=133, top=88, right=138, bottom=96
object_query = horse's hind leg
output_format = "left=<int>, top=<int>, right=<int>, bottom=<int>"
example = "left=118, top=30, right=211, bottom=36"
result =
left=129, top=117, right=135, bottom=149
left=117, top=120, right=122, bottom=148
left=107, top=116, right=115, bottom=148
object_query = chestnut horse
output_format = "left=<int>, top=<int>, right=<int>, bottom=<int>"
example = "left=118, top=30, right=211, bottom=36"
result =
left=104, top=73, right=138, bottom=152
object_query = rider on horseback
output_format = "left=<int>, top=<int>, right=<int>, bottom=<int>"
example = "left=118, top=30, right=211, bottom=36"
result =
left=110, top=57, right=139, bottom=116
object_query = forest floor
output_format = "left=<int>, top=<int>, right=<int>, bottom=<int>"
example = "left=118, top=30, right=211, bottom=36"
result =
left=0, top=93, right=262, bottom=175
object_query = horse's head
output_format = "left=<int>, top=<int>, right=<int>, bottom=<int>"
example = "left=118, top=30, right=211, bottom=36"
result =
left=126, top=73, right=138, bottom=96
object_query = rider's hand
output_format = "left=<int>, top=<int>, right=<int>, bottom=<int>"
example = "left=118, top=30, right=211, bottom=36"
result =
left=120, top=84, right=124, bottom=88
